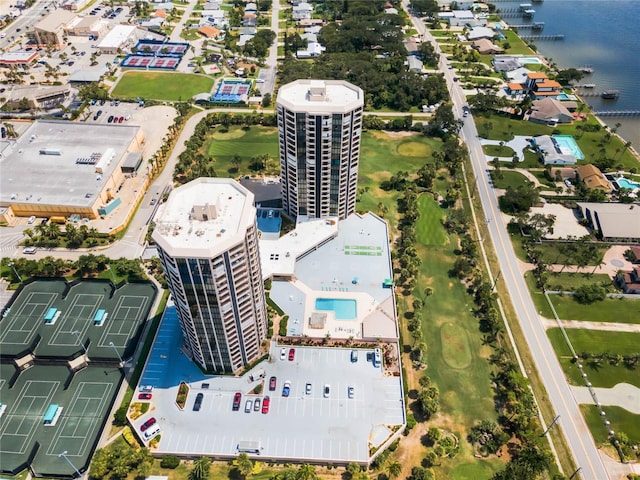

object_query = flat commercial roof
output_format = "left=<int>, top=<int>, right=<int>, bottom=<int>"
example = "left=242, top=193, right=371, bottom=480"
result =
left=153, top=177, right=256, bottom=257
left=34, top=9, right=76, bottom=32
left=277, top=79, right=363, bottom=114
left=98, top=24, right=137, bottom=49
left=0, top=120, right=140, bottom=208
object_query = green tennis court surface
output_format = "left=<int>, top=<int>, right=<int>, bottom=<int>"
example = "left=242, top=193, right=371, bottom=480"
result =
left=0, top=280, right=156, bottom=476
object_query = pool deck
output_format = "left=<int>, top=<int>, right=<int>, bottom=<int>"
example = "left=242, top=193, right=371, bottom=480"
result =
left=268, top=213, right=397, bottom=341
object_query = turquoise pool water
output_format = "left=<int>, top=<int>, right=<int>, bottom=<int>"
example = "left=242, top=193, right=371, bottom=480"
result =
left=315, top=298, right=357, bottom=320
left=617, top=178, right=640, bottom=190
left=520, top=57, right=542, bottom=64
left=553, top=135, right=585, bottom=160
left=556, top=93, right=570, bottom=100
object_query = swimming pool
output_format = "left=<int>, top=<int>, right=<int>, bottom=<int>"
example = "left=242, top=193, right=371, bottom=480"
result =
left=520, top=57, right=543, bottom=64
left=553, top=135, right=585, bottom=160
left=616, top=178, right=640, bottom=190
left=315, top=298, right=357, bottom=320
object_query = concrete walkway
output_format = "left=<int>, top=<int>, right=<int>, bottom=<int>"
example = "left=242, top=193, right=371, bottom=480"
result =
left=541, top=317, right=640, bottom=333
left=571, top=383, right=640, bottom=414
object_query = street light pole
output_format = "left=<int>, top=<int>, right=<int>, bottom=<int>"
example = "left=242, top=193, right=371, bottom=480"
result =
left=58, top=451, right=81, bottom=478
left=109, top=341, right=123, bottom=366
left=8, top=262, right=22, bottom=282
left=70, top=330, right=87, bottom=355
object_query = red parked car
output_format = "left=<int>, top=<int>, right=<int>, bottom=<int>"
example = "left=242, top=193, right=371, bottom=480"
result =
left=140, top=417, right=156, bottom=432
left=261, top=396, right=270, bottom=414
left=138, top=393, right=152, bottom=400
left=288, top=348, right=295, bottom=361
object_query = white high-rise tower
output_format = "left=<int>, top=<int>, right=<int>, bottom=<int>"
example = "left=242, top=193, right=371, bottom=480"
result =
left=277, top=79, right=364, bottom=220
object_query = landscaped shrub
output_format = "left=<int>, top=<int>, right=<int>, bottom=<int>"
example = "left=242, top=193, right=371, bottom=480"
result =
left=278, top=315, right=289, bottom=336
left=160, top=455, right=181, bottom=469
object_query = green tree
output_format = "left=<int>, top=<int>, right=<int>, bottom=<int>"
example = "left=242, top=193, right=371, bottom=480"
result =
left=89, top=448, right=111, bottom=479
left=386, top=460, right=402, bottom=478
left=296, top=463, right=317, bottom=480
left=189, top=456, right=211, bottom=480
left=235, top=452, right=253, bottom=478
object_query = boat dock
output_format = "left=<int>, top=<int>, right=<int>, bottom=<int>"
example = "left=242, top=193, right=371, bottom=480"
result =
left=594, top=111, right=640, bottom=117
left=510, top=22, right=545, bottom=29
left=578, top=91, right=620, bottom=98
left=521, top=34, right=564, bottom=40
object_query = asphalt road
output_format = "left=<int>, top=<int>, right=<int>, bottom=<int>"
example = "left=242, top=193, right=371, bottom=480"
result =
left=402, top=3, right=609, bottom=479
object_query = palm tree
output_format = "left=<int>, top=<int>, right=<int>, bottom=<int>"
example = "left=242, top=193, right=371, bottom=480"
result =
left=188, top=456, right=211, bottom=480
left=386, top=460, right=402, bottom=479
left=296, top=464, right=317, bottom=480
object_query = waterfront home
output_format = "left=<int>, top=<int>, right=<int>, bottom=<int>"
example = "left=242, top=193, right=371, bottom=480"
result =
left=524, top=72, right=562, bottom=99
left=467, top=26, right=495, bottom=41
left=575, top=165, right=613, bottom=193
left=529, top=98, right=573, bottom=125
left=471, top=38, right=504, bottom=55
left=532, top=135, right=577, bottom=165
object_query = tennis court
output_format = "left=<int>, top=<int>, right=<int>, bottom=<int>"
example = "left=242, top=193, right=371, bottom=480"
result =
left=1, top=280, right=156, bottom=359
left=0, top=364, right=121, bottom=476
left=0, top=279, right=155, bottom=476
left=212, top=78, right=252, bottom=103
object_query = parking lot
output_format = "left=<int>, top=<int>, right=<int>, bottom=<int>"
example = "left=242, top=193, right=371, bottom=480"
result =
left=136, top=306, right=405, bottom=463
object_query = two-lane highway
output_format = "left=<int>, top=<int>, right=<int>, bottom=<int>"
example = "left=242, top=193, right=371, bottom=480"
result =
left=402, top=2, right=609, bottom=479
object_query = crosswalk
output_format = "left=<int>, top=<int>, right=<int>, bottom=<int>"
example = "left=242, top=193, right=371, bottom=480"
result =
left=0, top=232, right=23, bottom=258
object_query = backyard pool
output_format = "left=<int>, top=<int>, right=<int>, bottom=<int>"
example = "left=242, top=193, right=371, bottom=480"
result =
left=315, top=298, right=357, bottom=320
left=553, top=135, right=585, bottom=160
left=616, top=178, right=640, bottom=191
left=520, top=57, right=543, bottom=64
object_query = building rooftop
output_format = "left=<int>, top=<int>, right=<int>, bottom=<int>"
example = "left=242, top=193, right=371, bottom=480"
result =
left=33, top=9, right=76, bottom=32
left=153, top=178, right=256, bottom=258
left=578, top=202, right=640, bottom=240
left=97, top=24, right=137, bottom=49
left=0, top=121, right=140, bottom=208
left=277, top=79, right=363, bottom=114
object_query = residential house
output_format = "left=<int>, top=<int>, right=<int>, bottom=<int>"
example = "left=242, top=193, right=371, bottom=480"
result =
left=532, top=136, right=576, bottom=166
left=467, top=26, right=494, bottom=41
left=506, top=82, right=525, bottom=96
left=616, top=266, right=640, bottom=294
left=384, top=7, right=399, bottom=14
left=445, top=10, right=474, bottom=26
left=139, top=16, right=164, bottom=31
left=407, top=55, right=423, bottom=72
left=575, top=165, right=613, bottom=193
left=292, top=2, right=313, bottom=20
left=505, top=66, right=531, bottom=83
left=242, top=17, right=257, bottom=27
left=245, top=2, right=257, bottom=12
left=577, top=202, right=640, bottom=241
left=296, top=41, right=325, bottom=58
left=237, top=34, right=254, bottom=47
left=529, top=98, right=573, bottom=125
left=493, top=55, right=522, bottom=72
left=471, top=38, right=503, bottom=55
left=198, top=25, right=224, bottom=41
left=238, top=27, right=257, bottom=36
left=524, top=72, right=562, bottom=99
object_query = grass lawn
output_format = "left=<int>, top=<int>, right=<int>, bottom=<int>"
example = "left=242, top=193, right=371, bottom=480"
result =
left=357, top=131, right=442, bottom=231
left=204, top=126, right=280, bottom=174
left=500, top=30, right=535, bottom=55
left=547, top=328, right=640, bottom=388
left=540, top=271, right=613, bottom=291
left=544, top=294, right=639, bottom=324
left=112, top=72, right=214, bottom=101
left=489, top=170, right=529, bottom=189
left=528, top=170, right=556, bottom=188
left=580, top=405, right=640, bottom=446
left=416, top=194, right=446, bottom=245
left=483, top=144, right=516, bottom=158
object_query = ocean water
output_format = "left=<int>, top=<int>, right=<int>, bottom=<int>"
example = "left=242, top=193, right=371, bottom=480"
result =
left=504, top=0, right=640, bottom=152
